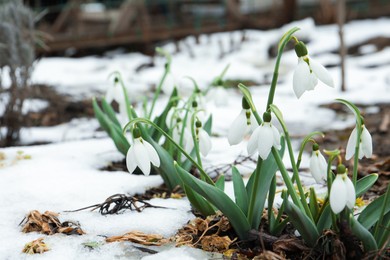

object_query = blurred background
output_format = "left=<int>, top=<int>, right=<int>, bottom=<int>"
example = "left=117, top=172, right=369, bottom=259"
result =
left=23, top=0, right=390, bottom=56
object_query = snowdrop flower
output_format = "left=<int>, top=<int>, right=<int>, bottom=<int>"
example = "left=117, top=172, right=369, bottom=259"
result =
left=106, top=77, right=127, bottom=118
left=228, top=97, right=258, bottom=145
left=293, top=41, right=334, bottom=98
left=309, top=143, right=327, bottom=183
left=329, top=164, right=356, bottom=214
left=247, top=112, right=281, bottom=160
left=126, top=128, right=160, bottom=176
left=195, top=120, right=212, bottom=157
left=345, top=124, right=372, bottom=160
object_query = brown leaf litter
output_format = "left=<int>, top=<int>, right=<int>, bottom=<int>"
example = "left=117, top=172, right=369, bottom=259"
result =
left=20, top=210, right=84, bottom=235
left=22, top=238, right=50, bottom=254
left=106, top=231, right=168, bottom=246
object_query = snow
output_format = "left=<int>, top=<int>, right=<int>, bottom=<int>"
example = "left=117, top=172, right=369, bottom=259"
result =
left=1, top=17, right=389, bottom=258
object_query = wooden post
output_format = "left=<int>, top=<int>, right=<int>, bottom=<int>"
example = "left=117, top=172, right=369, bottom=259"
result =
left=337, top=0, right=346, bottom=92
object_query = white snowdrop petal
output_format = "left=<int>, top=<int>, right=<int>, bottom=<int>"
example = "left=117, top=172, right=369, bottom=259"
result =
left=293, top=60, right=312, bottom=98
left=345, top=127, right=358, bottom=160
left=143, top=140, right=160, bottom=167
left=257, top=124, right=274, bottom=160
left=361, top=126, right=373, bottom=158
left=133, top=139, right=151, bottom=175
left=310, top=151, right=327, bottom=183
left=310, top=58, right=334, bottom=88
left=184, top=129, right=194, bottom=153
left=250, top=113, right=259, bottom=131
left=199, top=129, right=212, bottom=156
left=126, top=147, right=137, bottom=174
left=228, top=110, right=247, bottom=145
left=271, top=124, right=281, bottom=150
left=308, top=73, right=318, bottom=90
left=247, top=127, right=260, bottom=155
left=344, top=176, right=356, bottom=209
left=330, top=175, right=347, bottom=214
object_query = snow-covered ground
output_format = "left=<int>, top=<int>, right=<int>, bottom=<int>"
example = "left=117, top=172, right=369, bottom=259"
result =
left=0, top=18, right=389, bottom=259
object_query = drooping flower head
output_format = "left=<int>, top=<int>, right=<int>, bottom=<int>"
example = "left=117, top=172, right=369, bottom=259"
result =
left=247, top=112, right=281, bottom=160
left=309, top=143, right=327, bottom=184
left=293, top=41, right=334, bottom=98
left=228, top=97, right=258, bottom=145
left=126, top=127, right=160, bottom=176
left=329, top=164, right=356, bottom=214
left=106, top=76, right=127, bottom=119
left=345, top=122, right=372, bottom=160
left=195, top=119, right=212, bottom=157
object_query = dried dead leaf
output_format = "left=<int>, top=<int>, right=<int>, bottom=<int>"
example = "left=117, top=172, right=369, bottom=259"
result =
left=106, top=231, right=168, bottom=246
left=273, top=236, right=310, bottom=255
left=0, top=152, right=6, bottom=160
left=253, top=250, right=286, bottom=260
left=22, top=238, right=50, bottom=254
left=20, top=210, right=84, bottom=235
left=201, top=234, right=233, bottom=252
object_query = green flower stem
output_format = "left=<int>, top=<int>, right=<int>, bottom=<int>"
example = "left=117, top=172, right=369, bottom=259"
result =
left=272, top=148, right=304, bottom=211
left=352, top=125, right=362, bottom=186
left=247, top=158, right=263, bottom=224
left=268, top=175, right=277, bottom=226
left=282, top=127, right=313, bottom=220
left=111, top=72, right=133, bottom=122
left=266, top=27, right=300, bottom=110
left=123, top=118, right=215, bottom=185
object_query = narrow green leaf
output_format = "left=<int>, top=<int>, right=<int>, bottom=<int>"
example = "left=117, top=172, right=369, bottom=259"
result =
left=316, top=204, right=332, bottom=231
left=350, top=216, right=378, bottom=252
left=175, top=163, right=251, bottom=240
left=284, top=199, right=319, bottom=247
left=232, top=166, right=248, bottom=214
left=215, top=174, right=225, bottom=191
left=246, top=137, right=285, bottom=229
left=309, top=187, right=320, bottom=220
left=356, top=174, right=378, bottom=197
left=203, top=115, right=213, bottom=135
left=184, top=184, right=215, bottom=216
left=358, top=192, right=390, bottom=229
left=92, top=98, right=111, bottom=133
left=101, top=98, right=121, bottom=127
left=377, top=211, right=390, bottom=249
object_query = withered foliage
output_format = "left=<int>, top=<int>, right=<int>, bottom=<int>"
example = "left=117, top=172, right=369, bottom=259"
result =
left=68, top=194, right=168, bottom=215
left=22, top=238, right=49, bottom=254
left=172, top=212, right=236, bottom=253
left=106, top=231, right=168, bottom=246
left=20, top=210, right=84, bottom=235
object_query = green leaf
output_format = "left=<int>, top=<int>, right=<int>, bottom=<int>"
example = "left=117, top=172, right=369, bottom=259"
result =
left=309, top=187, right=320, bottom=220
left=376, top=211, right=390, bottom=249
left=184, top=184, right=215, bottom=216
left=175, top=163, right=251, bottom=240
left=92, top=98, right=111, bottom=133
left=232, top=166, right=248, bottom=214
left=356, top=174, right=378, bottom=197
left=358, top=192, right=390, bottom=229
left=350, top=216, right=378, bottom=252
left=101, top=98, right=121, bottom=127
left=316, top=204, right=332, bottom=231
left=203, top=115, right=213, bottom=135
left=215, top=174, right=225, bottom=191
left=284, top=198, right=319, bottom=247
left=246, top=137, right=285, bottom=229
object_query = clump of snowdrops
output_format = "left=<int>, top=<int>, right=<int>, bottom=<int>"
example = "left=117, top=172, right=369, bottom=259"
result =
left=94, top=29, right=389, bottom=255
